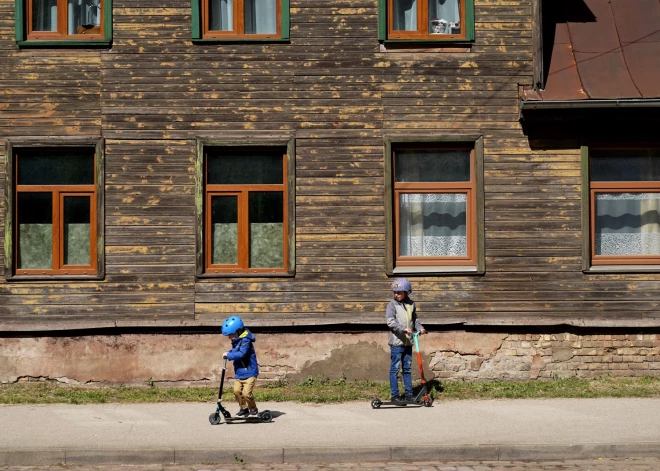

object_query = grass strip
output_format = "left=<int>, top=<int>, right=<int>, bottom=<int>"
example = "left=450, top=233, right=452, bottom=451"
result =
left=2, top=375, right=660, bottom=405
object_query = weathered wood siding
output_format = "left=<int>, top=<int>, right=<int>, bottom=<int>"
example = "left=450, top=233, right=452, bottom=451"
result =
left=1, top=0, right=658, bottom=330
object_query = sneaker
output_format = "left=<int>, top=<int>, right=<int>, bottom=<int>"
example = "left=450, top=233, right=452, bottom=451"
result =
left=236, top=408, right=249, bottom=417
left=249, top=408, right=259, bottom=416
left=404, top=394, right=415, bottom=402
left=391, top=395, right=404, bottom=403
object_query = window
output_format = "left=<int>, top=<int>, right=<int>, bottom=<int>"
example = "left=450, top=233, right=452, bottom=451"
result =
left=16, top=0, right=112, bottom=44
left=202, top=146, right=292, bottom=274
left=192, top=0, right=290, bottom=40
left=588, top=148, right=660, bottom=266
left=385, top=137, right=484, bottom=274
left=378, top=0, right=474, bottom=42
left=9, top=146, right=102, bottom=276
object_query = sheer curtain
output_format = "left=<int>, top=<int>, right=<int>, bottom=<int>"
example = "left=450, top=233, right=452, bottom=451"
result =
left=211, top=0, right=234, bottom=31
left=244, top=0, right=277, bottom=34
left=595, top=193, right=660, bottom=255
left=429, top=0, right=460, bottom=23
left=399, top=193, right=467, bottom=257
left=32, top=0, right=58, bottom=31
left=67, top=0, right=101, bottom=34
left=393, top=0, right=417, bottom=31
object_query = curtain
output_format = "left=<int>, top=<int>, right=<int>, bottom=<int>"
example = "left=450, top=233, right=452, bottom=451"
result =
left=595, top=193, right=660, bottom=256
left=429, top=0, right=460, bottom=23
left=245, top=0, right=277, bottom=34
left=211, top=0, right=233, bottom=31
left=399, top=193, right=467, bottom=257
left=33, top=0, right=58, bottom=31
left=67, top=0, right=101, bottom=33
left=393, top=0, right=417, bottom=31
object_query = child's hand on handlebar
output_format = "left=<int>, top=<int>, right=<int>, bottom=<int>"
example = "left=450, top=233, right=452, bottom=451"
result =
left=222, top=352, right=228, bottom=359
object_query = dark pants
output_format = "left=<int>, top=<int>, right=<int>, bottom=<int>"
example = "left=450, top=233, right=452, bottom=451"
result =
left=389, top=345, right=413, bottom=398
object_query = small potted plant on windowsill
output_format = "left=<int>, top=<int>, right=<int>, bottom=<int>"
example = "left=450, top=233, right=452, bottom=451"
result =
left=430, top=18, right=448, bottom=34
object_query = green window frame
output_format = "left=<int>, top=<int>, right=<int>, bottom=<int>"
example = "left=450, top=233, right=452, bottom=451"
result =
left=4, top=137, right=105, bottom=280
left=191, top=0, right=290, bottom=42
left=378, top=0, right=474, bottom=42
left=385, top=135, right=484, bottom=275
left=195, top=136, right=296, bottom=277
left=15, top=0, right=112, bottom=46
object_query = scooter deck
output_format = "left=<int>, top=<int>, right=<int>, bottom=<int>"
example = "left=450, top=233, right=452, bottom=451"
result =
left=209, top=410, right=273, bottom=424
left=371, top=397, right=433, bottom=408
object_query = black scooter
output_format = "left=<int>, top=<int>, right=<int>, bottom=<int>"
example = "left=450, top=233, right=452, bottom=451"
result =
left=371, top=332, right=434, bottom=409
left=209, top=358, right=273, bottom=424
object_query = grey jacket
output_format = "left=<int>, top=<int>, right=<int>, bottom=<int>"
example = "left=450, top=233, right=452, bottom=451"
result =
left=386, top=298, right=424, bottom=347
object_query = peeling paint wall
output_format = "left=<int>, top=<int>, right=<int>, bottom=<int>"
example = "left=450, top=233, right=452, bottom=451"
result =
left=3, top=331, right=660, bottom=386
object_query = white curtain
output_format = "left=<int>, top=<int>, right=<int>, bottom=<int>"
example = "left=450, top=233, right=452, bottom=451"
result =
left=393, top=0, right=417, bottom=31
left=245, top=0, right=277, bottom=34
left=211, top=0, right=233, bottom=31
left=429, top=0, right=460, bottom=23
left=67, top=0, right=101, bottom=33
left=595, top=193, right=660, bottom=256
left=33, top=0, right=58, bottom=31
left=399, top=193, right=467, bottom=257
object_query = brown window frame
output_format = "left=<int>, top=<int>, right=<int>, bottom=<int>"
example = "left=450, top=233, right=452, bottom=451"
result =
left=26, top=0, right=105, bottom=40
left=387, top=0, right=467, bottom=41
left=589, top=146, right=660, bottom=266
left=201, top=0, right=282, bottom=39
left=14, top=153, right=98, bottom=276
left=204, top=147, right=289, bottom=274
left=392, top=144, right=477, bottom=267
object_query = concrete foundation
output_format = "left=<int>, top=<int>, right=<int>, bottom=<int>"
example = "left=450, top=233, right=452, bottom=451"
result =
left=3, top=330, right=660, bottom=385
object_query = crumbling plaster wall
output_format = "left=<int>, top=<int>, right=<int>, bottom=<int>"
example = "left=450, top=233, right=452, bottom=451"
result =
left=2, top=331, right=660, bottom=385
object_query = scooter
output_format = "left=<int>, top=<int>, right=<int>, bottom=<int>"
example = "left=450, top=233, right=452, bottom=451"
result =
left=371, top=331, right=434, bottom=409
left=209, top=358, right=273, bottom=424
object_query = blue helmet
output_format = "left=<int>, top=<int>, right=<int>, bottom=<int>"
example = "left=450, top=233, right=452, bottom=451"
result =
left=391, top=278, right=412, bottom=293
left=221, top=316, right=244, bottom=336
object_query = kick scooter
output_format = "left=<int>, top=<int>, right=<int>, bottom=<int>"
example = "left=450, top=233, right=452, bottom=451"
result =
left=209, top=358, right=272, bottom=424
left=371, top=331, right=434, bottom=409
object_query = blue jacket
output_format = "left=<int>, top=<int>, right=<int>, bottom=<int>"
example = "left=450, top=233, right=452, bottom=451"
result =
left=226, top=329, right=259, bottom=380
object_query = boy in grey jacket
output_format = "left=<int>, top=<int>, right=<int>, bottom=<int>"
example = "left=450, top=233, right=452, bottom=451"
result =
left=386, top=278, right=426, bottom=403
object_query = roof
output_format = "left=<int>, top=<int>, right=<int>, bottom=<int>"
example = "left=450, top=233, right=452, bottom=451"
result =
left=522, top=0, right=660, bottom=102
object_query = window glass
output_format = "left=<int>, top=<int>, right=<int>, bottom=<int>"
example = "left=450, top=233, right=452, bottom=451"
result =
left=429, top=0, right=461, bottom=35
left=249, top=192, right=283, bottom=268
left=211, top=196, right=239, bottom=265
left=399, top=193, right=467, bottom=257
left=67, top=0, right=101, bottom=34
left=395, top=149, right=470, bottom=182
left=18, top=150, right=94, bottom=185
left=17, top=192, right=53, bottom=269
left=208, top=151, right=283, bottom=184
left=63, top=196, right=91, bottom=266
left=591, top=149, right=660, bottom=182
left=594, top=192, right=660, bottom=256
left=244, top=0, right=277, bottom=34
left=209, top=0, right=234, bottom=30
left=32, top=0, right=58, bottom=31
left=393, top=0, right=417, bottom=31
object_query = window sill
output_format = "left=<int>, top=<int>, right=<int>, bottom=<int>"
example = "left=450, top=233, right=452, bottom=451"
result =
left=391, top=265, right=481, bottom=275
left=192, top=38, right=289, bottom=44
left=17, top=40, right=111, bottom=48
left=380, top=40, right=472, bottom=53
left=196, top=271, right=295, bottom=279
left=585, top=265, right=660, bottom=274
left=5, top=274, right=104, bottom=282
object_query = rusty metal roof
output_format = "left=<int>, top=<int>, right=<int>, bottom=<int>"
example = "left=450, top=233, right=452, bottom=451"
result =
left=522, top=0, right=660, bottom=102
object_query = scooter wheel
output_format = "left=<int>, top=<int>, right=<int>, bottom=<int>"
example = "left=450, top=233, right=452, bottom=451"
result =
left=260, top=411, right=273, bottom=423
left=371, top=398, right=382, bottom=409
left=209, top=413, right=222, bottom=425
left=424, top=397, right=434, bottom=407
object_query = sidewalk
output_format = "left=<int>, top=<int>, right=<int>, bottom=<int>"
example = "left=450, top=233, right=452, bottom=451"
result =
left=2, top=398, right=660, bottom=466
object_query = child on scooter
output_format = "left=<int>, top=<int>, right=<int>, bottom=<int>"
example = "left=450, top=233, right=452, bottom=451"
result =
left=386, top=278, right=427, bottom=403
left=221, top=315, right=260, bottom=417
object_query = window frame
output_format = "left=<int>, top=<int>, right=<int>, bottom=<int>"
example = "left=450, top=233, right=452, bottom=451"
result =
left=582, top=145, right=660, bottom=270
left=191, top=0, right=290, bottom=42
left=385, top=135, right=484, bottom=275
left=4, top=137, right=105, bottom=280
left=195, top=136, right=296, bottom=278
left=15, top=0, right=113, bottom=45
left=378, top=0, right=475, bottom=43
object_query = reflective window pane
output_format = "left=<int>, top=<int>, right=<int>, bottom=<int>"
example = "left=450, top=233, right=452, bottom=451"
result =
left=209, top=0, right=234, bottom=31
left=63, top=196, right=91, bottom=266
left=395, top=149, right=470, bottom=182
left=429, top=0, right=461, bottom=34
left=393, top=0, right=417, bottom=31
left=244, top=0, right=277, bottom=34
left=211, top=196, right=238, bottom=265
left=32, top=0, right=58, bottom=32
left=67, top=0, right=101, bottom=34
left=591, top=149, right=660, bottom=182
left=399, top=193, right=467, bottom=257
left=595, top=193, right=660, bottom=256
left=18, top=193, right=53, bottom=269
left=208, top=151, right=283, bottom=184
left=18, top=150, right=94, bottom=185
left=249, top=192, right=283, bottom=268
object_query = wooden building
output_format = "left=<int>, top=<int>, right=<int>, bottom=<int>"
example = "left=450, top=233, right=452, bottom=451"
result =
left=2, top=0, right=660, bottom=384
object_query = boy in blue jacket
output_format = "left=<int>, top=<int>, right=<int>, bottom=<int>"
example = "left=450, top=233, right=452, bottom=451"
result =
left=221, top=316, right=260, bottom=417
